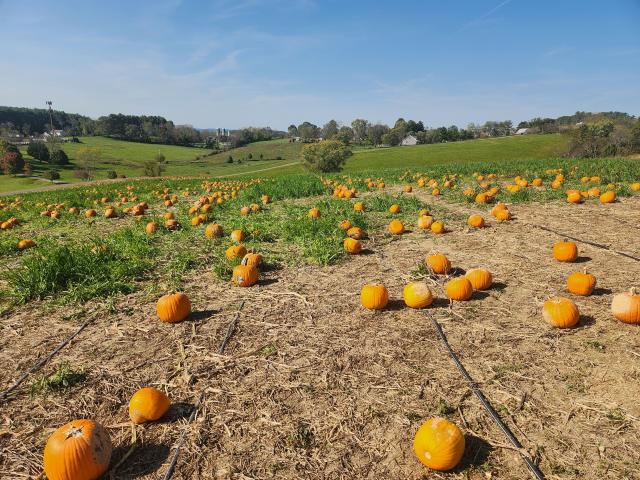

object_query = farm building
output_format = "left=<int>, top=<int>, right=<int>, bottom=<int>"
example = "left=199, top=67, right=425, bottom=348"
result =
left=515, top=128, right=530, bottom=135
left=401, top=134, right=418, bottom=145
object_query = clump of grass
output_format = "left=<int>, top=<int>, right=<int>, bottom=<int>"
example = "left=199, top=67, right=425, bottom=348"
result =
left=289, top=421, right=315, bottom=450
left=31, top=362, right=85, bottom=394
left=3, top=227, right=156, bottom=303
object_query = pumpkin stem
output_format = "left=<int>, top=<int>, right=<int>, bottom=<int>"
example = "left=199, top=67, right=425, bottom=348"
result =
left=583, top=267, right=588, bottom=274
left=631, top=287, right=638, bottom=296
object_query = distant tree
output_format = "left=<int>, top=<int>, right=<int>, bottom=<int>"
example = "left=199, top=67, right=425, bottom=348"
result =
left=142, top=159, right=166, bottom=176
left=27, top=141, right=50, bottom=162
left=227, top=155, right=233, bottom=163
left=155, top=152, right=167, bottom=163
left=351, top=119, right=369, bottom=144
left=367, top=124, right=390, bottom=146
left=1, top=150, right=25, bottom=174
left=23, top=161, right=33, bottom=176
left=287, top=124, right=299, bottom=137
left=106, top=170, right=118, bottom=179
left=297, top=121, right=320, bottom=141
left=446, top=125, right=460, bottom=141
left=335, top=126, right=354, bottom=144
left=75, top=147, right=100, bottom=180
left=301, top=140, right=352, bottom=172
left=382, top=129, right=402, bottom=146
left=49, top=149, right=69, bottom=165
left=321, top=120, right=339, bottom=139
left=43, top=169, right=60, bottom=180
left=393, top=118, right=408, bottom=139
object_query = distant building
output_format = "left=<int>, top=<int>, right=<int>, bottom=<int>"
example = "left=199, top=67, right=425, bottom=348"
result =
left=401, top=134, right=418, bottom=146
left=514, top=128, right=530, bottom=135
left=43, top=129, right=65, bottom=139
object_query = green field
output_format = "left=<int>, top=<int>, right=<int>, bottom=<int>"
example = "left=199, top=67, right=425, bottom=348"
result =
left=1, top=133, right=571, bottom=194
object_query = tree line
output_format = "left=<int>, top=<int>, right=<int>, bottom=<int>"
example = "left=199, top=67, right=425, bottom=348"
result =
left=287, top=118, right=514, bottom=146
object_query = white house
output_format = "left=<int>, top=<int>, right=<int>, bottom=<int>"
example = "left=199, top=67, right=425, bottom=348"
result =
left=401, top=134, right=418, bottom=146
left=43, top=129, right=65, bottom=138
left=514, top=128, right=530, bottom=135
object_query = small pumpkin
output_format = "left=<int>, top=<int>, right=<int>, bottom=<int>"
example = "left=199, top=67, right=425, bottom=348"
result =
left=566, top=190, right=583, bottom=204
left=388, top=219, right=405, bottom=235
left=542, top=297, right=579, bottom=328
left=426, top=254, right=451, bottom=274
left=232, top=264, right=259, bottom=287
left=205, top=223, right=224, bottom=239
left=413, top=417, right=465, bottom=471
left=43, top=419, right=112, bottom=480
left=611, top=288, right=640, bottom=324
left=346, top=226, right=364, bottom=240
left=104, top=207, right=117, bottom=218
left=567, top=268, right=596, bottom=296
left=430, top=221, right=445, bottom=234
left=360, top=284, right=389, bottom=310
left=225, top=244, right=247, bottom=261
left=241, top=252, right=263, bottom=267
left=165, top=219, right=178, bottom=230
left=446, top=277, right=473, bottom=301
left=145, top=221, right=157, bottom=235
left=84, top=209, right=96, bottom=218
left=552, top=240, right=578, bottom=262
left=494, top=209, right=512, bottom=222
left=389, top=204, right=400, bottom=214
left=465, top=268, right=492, bottom=290
left=417, top=215, right=434, bottom=230
left=156, top=293, right=191, bottom=323
left=403, top=282, right=433, bottom=309
left=404, top=185, right=413, bottom=193
left=344, top=237, right=362, bottom=254
left=467, top=214, right=485, bottom=228
left=240, top=206, right=251, bottom=215
left=17, top=239, right=35, bottom=250
left=129, top=387, right=171, bottom=424
left=339, top=219, right=352, bottom=231
left=354, top=202, right=365, bottom=212
left=230, top=229, right=245, bottom=242
left=308, top=207, right=320, bottom=218
left=599, top=190, right=616, bottom=204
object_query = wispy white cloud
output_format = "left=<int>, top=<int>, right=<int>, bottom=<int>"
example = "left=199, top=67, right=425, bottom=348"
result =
left=458, top=0, right=514, bottom=32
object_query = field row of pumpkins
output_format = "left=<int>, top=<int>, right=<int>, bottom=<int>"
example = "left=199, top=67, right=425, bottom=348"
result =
left=5, top=172, right=640, bottom=479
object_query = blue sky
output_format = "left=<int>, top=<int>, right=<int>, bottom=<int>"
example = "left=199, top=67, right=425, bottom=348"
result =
left=2, top=0, right=639, bottom=129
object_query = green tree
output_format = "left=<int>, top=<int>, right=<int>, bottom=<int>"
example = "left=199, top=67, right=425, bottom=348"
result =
left=1, top=150, right=25, bottom=174
left=367, top=124, right=389, bottom=146
left=301, top=140, right=352, bottom=172
left=50, top=149, right=69, bottom=165
left=287, top=124, right=298, bottom=137
left=74, top=147, right=100, bottom=180
left=351, top=118, right=369, bottom=143
left=321, top=120, right=339, bottom=139
left=335, top=126, right=354, bottom=144
left=27, top=141, right=50, bottom=161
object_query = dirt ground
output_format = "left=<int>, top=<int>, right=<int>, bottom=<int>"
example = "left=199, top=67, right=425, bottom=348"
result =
left=1, top=193, right=639, bottom=480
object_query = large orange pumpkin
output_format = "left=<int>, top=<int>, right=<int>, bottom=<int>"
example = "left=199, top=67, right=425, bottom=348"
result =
left=388, top=219, right=405, bottom=235
left=552, top=240, right=578, bottom=262
left=344, top=237, right=362, bottom=254
left=611, top=288, right=640, bottom=324
left=600, top=190, right=616, bottom=203
left=542, top=297, right=579, bottom=328
left=156, top=292, right=191, bottom=323
left=465, top=268, right=492, bottom=290
left=426, top=254, right=451, bottom=274
left=467, top=214, right=485, bottom=228
left=232, top=264, right=259, bottom=287
left=403, top=282, right=433, bottom=309
left=129, top=387, right=171, bottom=424
left=360, top=284, right=389, bottom=310
left=43, top=419, right=112, bottom=480
left=389, top=204, right=400, bottom=214
left=230, top=229, right=245, bottom=242
left=226, top=244, right=247, bottom=261
left=18, top=239, right=35, bottom=250
left=241, top=252, right=263, bottom=267
left=205, top=223, right=224, bottom=239
left=446, top=277, right=473, bottom=301
left=567, top=268, right=596, bottom=296
left=430, top=221, right=445, bottom=234
left=145, top=221, right=157, bottom=235
left=413, top=417, right=465, bottom=471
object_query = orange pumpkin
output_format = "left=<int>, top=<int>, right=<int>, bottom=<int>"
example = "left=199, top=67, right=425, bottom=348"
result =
left=43, top=419, right=112, bottom=480
left=156, top=292, right=191, bottom=323
left=430, top=221, right=445, bottom=234
left=404, top=185, right=413, bottom=193
left=389, top=204, right=400, bottom=214
left=413, top=417, right=465, bottom=471
left=465, top=268, right=492, bottom=290
left=417, top=215, right=434, bottom=230
left=346, top=226, right=364, bottom=240
left=344, top=237, right=362, bottom=254
left=225, top=244, right=247, bottom=261
left=426, top=254, right=451, bottom=274
left=205, top=223, right=224, bottom=239
left=145, top=222, right=157, bottom=235
left=354, top=202, right=365, bottom=212
left=230, top=229, right=245, bottom=242
left=232, top=264, right=259, bottom=287
left=17, top=239, right=35, bottom=250
left=542, top=297, right=579, bottom=328
left=566, top=190, right=583, bottom=204
left=84, top=209, right=96, bottom=218
left=360, top=284, right=389, bottom=310
left=339, top=219, right=352, bottom=231
left=567, top=268, right=596, bottom=296
left=467, top=214, right=485, bottom=228
left=129, top=387, right=171, bottom=424
left=494, top=209, right=512, bottom=222
left=165, top=219, right=178, bottom=230
left=446, top=277, right=473, bottom=301
left=552, top=240, right=578, bottom=262
left=599, top=190, right=616, bottom=203
left=388, top=219, right=405, bottom=235
left=403, top=282, right=433, bottom=309
left=241, top=252, right=263, bottom=267
left=308, top=207, right=320, bottom=218
left=104, top=207, right=117, bottom=218
left=611, top=288, right=640, bottom=324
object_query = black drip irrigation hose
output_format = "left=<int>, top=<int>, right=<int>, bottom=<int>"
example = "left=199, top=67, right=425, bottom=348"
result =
left=429, top=315, right=546, bottom=480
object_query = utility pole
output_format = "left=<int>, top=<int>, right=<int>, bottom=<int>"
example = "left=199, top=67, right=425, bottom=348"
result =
left=46, top=100, right=54, bottom=133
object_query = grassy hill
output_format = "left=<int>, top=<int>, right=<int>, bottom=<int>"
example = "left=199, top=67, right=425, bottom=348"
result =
left=0, top=134, right=569, bottom=193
